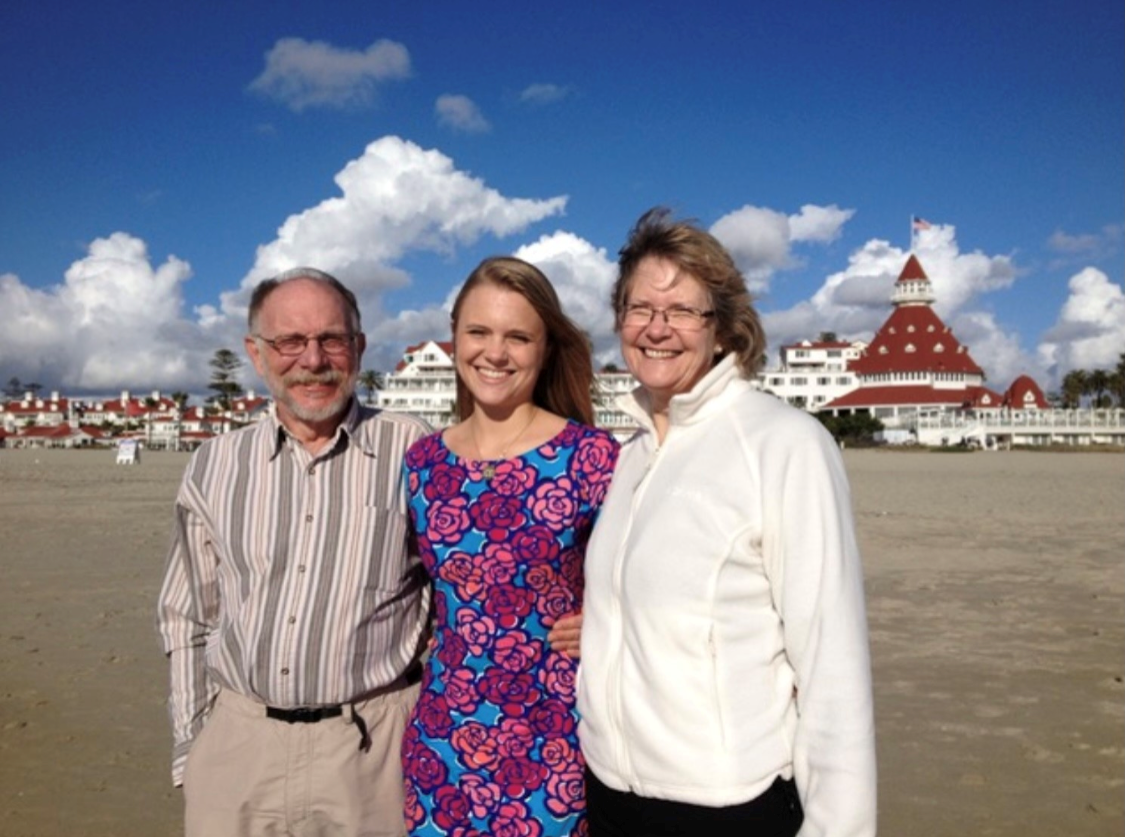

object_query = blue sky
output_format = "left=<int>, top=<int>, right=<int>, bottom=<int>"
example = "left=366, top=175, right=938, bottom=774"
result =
left=1, top=0, right=1122, bottom=398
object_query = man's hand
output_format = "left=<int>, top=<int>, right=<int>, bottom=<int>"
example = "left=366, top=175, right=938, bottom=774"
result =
left=547, top=611, right=583, bottom=658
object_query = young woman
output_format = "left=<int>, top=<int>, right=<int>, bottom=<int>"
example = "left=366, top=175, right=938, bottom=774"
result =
left=401, top=256, right=619, bottom=837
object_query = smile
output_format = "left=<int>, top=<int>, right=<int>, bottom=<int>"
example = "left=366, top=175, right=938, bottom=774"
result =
left=640, top=348, right=679, bottom=359
left=476, top=367, right=513, bottom=380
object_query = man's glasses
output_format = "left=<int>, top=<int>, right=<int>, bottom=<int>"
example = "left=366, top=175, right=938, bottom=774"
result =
left=620, top=303, right=715, bottom=331
left=255, top=332, right=357, bottom=357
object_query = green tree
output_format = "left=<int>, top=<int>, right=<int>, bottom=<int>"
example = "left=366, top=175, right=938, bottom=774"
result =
left=1060, top=369, right=1087, bottom=409
left=358, top=370, right=384, bottom=405
left=207, top=349, right=244, bottom=412
left=817, top=331, right=839, bottom=343
left=1110, top=353, right=1125, bottom=407
left=170, top=391, right=190, bottom=410
left=816, top=412, right=885, bottom=444
left=4, top=376, right=22, bottom=398
left=1087, top=368, right=1111, bottom=408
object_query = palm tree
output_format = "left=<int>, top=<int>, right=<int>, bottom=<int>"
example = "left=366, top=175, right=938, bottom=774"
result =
left=1087, top=369, right=1110, bottom=409
left=1061, top=369, right=1087, bottom=409
left=358, top=370, right=383, bottom=405
left=1110, top=353, right=1125, bottom=407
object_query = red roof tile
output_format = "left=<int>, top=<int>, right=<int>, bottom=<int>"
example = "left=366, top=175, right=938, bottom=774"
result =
left=897, top=254, right=928, bottom=283
left=824, top=384, right=1003, bottom=409
left=849, top=305, right=984, bottom=376
left=1003, top=374, right=1049, bottom=409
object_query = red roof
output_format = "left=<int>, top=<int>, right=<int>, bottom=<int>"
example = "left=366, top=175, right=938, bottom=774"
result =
left=849, top=305, right=984, bottom=376
left=824, top=384, right=1003, bottom=409
left=18, top=425, right=82, bottom=440
left=897, top=254, right=928, bottom=283
left=0, top=398, right=70, bottom=415
left=1003, top=374, right=1049, bottom=410
left=395, top=340, right=454, bottom=372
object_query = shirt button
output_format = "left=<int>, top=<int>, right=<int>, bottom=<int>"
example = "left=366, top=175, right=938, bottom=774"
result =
left=307, top=465, right=315, bottom=475
left=298, top=565, right=307, bottom=573
left=281, top=667, right=290, bottom=676
left=305, top=514, right=313, bottom=523
left=288, top=616, right=296, bottom=624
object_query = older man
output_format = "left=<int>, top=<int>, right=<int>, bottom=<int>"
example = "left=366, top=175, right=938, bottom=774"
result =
left=157, top=268, right=431, bottom=836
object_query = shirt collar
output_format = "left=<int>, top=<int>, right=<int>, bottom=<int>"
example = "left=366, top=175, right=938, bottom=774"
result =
left=265, top=397, right=364, bottom=460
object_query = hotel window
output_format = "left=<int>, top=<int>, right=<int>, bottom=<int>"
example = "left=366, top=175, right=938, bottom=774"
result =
left=817, top=377, right=831, bottom=386
left=792, top=377, right=807, bottom=386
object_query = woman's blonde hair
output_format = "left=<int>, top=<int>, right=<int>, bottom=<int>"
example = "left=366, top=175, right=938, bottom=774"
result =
left=451, top=256, right=595, bottom=425
left=613, top=207, right=767, bottom=377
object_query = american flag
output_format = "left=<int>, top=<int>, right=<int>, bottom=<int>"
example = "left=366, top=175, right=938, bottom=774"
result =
left=912, top=216, right=932, bottom=231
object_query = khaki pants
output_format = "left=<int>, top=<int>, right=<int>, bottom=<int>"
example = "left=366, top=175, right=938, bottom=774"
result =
left=183, top=684, right=419, bottom=837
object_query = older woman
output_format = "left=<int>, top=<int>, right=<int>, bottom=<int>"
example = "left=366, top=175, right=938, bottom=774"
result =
left=577, top=209, right=876, bottom=837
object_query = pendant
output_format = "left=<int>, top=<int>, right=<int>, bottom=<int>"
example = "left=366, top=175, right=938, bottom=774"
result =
left=481, top=464, right=496, bottom=480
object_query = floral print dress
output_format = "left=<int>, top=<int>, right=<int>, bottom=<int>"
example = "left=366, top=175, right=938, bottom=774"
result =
left=401, top=421, right=619, bottom=837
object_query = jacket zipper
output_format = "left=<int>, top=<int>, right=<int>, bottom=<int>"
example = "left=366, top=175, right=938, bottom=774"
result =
left=608, top=438, right=664, bottom=790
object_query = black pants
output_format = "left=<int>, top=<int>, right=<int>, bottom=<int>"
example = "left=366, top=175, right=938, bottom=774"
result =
left=585, top=767, right=803, bottom=837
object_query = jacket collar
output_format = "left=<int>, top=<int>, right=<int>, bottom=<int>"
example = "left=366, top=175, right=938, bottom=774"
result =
left=619, top=354, right=743, bottom=435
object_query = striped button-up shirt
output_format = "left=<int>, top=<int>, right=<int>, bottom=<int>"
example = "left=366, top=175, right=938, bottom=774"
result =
left=156, top=400, right=432, bottom=784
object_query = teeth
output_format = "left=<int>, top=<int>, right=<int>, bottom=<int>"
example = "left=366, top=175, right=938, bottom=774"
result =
left=478, top=368, right=509, bottom=379
left=643, top=349, right=678, bottom=359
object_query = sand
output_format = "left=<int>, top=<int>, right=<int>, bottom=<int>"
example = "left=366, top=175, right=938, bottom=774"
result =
left=0, top=446, right=1122, bottom=836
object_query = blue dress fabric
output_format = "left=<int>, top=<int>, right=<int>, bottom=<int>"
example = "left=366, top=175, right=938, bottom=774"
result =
left=401, top=421, right=619, bottom=837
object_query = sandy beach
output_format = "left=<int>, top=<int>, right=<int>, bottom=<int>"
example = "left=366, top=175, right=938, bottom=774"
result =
left=1, top=446, right=1121, bottom=836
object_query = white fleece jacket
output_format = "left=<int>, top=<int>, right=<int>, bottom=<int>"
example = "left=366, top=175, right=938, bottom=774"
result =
left=577, top=355, right=876, bottom=837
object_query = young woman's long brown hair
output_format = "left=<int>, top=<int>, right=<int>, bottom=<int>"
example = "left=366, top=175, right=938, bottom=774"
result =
left=451, top=257, right=595, bottom=426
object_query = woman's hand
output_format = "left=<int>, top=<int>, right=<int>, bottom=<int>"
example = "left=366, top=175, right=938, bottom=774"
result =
left=547, top=611, right=583, bottom=658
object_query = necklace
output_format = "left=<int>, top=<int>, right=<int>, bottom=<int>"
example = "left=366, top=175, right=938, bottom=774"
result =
left=472, top=407, right=538, bottom=480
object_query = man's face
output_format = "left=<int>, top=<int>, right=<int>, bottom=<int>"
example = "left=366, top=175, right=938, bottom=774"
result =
left=245, top=278, right=365, bottom=436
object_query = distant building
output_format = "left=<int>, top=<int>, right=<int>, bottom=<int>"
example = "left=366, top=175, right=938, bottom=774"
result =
left=820, top=255, right=1006, bottom=424
left=760, top=339, right=865, bottom=410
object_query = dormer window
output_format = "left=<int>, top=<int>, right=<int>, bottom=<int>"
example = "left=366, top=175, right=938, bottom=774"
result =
left=927, top=325, right=935, bottom=332
left=934, top=343, right=945, bottom=353
left=906, top=325, right=915, bottom=333
left=878, top=345, right=889, bottom=355
left=905, top=343, right=916, bottom=353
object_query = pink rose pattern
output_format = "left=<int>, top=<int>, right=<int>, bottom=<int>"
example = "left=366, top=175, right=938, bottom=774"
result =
left=402, top=422, right=618, bottom=836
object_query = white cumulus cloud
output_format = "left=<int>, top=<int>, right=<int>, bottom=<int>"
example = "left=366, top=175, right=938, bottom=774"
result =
left=710, top=203, right=855, bottom=293
left=248, top=37, right=411, bottom=111
left=519, top=83, right=572, bottom=105
left=435, top=94, right=491, bottom=133
left=1037, top=268, right=1125, bottom=378
left=0, top=233, right=212, bottom=392
left=0, top=137, right=568, bottom=394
